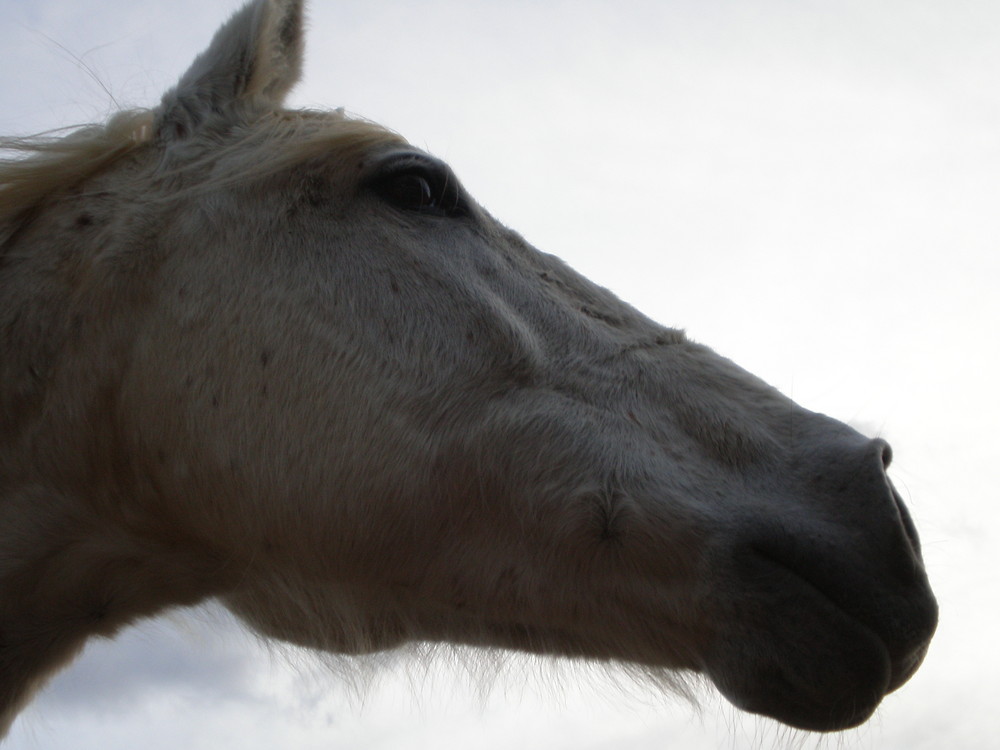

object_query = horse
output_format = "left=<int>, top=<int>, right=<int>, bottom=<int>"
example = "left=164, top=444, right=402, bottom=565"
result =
left=0, top=0, right=937, bottom=738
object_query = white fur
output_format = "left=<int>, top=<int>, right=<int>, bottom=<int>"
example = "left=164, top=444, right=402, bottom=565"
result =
left=0, top=0, right=936, bottom=738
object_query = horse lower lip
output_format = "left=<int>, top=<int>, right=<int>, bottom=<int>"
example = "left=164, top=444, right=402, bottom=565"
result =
left=706, top=552, right=899, bottom=732
left=718, top=620, right=892, bottom=732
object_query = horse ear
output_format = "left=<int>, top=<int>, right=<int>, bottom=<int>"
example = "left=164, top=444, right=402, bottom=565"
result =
left=156, top=0, right=305, bottom=143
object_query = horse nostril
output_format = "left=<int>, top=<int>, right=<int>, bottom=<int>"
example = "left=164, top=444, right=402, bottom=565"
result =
left=874, top=439, right=893, bottom=471
left=867, top=440, right=922, bottom=553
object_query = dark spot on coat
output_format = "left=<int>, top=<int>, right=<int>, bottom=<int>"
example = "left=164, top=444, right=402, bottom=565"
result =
left=580, top=305, right=621, bottom=326
left=303, top=175, right=329, bottom=208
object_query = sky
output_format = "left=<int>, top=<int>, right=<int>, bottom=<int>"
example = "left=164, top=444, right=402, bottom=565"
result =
left=1, top=0, right=998, bottom=748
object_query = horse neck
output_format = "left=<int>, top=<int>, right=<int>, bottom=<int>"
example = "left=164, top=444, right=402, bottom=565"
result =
left=0, top=166, right=229, bottom=736
left=0, top=157, right=156, bottom=486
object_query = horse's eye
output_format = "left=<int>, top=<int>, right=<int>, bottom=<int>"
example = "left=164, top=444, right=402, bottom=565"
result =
left=384, top=173, right=436, bottom=211
left=371, top=156, right=467, bottom=217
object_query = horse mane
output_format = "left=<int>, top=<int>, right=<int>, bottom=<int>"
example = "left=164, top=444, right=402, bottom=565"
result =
left=0, top=107, right=405, bottom=239
left=0, top=110, right=154, bottom=232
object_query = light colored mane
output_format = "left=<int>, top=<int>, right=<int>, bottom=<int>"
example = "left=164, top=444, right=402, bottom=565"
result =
left=0, top=110, right=154, bottom=232
left=0, top=107, right=405, bottom=239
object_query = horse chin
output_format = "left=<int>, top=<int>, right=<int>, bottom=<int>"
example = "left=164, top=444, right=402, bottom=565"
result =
left=701, top=592, right=896, bottom=732
left=709, top=640, right=890, bottom=731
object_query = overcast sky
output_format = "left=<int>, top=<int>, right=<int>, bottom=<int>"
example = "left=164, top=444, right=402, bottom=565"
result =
left=2, top=1, right=998, bottom=748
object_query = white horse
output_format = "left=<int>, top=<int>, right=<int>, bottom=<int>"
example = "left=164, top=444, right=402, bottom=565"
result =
left=0, top=0, right=936, bottom=738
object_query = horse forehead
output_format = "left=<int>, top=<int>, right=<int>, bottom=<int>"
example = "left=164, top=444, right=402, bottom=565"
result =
left=155, top=111, right=408, bottom=203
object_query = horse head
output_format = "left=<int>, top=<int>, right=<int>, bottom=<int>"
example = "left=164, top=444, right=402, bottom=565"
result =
left=0, top=0, right=936, bottom=736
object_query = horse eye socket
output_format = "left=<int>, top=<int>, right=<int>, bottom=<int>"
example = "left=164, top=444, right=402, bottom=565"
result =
left=371, top=159, right=466, bottom=217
